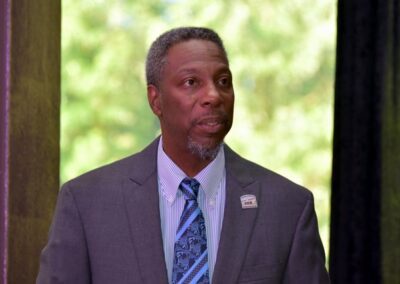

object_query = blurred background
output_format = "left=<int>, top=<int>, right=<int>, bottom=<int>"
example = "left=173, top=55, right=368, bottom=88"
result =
left=61, top=0, right=336, bottom=260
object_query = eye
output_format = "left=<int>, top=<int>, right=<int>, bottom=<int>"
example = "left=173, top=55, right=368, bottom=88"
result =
left=183, top=78, right=196, bottom=87
left=217, top=76, right=231, bottom=87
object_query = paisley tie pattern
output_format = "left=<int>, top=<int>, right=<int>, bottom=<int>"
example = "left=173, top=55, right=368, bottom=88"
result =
left=172, top=178, right=209, bottom=284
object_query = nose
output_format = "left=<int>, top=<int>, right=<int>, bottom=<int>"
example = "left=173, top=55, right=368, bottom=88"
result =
left=200, top=82, right=222, bottom=108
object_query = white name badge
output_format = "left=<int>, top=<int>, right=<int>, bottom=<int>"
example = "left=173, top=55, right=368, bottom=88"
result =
left=240, top=194, right=258, bottom=209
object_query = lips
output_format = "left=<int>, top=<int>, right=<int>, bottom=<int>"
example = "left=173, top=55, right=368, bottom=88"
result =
left=198, top=117, right=224, bottom=125
left=194, top=115, right=228, bottom=134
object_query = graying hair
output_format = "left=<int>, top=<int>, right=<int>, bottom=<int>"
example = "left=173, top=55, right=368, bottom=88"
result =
left=145, top=27, right=228, bottom=87
left=188, top=137, right=221, bottom=161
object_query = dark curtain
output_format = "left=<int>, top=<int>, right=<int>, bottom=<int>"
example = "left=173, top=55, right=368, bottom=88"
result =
left=0, top=1, right=61, bottom=283
left=330, top=0, right=400, bottom=283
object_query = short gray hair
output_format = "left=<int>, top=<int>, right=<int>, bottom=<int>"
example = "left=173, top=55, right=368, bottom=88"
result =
left=145, top=27, right=228, bottom=87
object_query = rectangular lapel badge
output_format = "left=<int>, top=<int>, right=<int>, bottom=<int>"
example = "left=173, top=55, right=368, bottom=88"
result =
left=240, top=194, right=258, bottom=209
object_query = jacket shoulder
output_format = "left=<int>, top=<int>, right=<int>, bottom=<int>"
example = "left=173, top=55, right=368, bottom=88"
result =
left=224, top=145, right=312, bottom=200
left=65, top=139, right=159, bottom=190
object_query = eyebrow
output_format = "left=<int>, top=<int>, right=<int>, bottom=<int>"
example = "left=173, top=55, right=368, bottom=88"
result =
left=176, top=66, right=232, bottom=76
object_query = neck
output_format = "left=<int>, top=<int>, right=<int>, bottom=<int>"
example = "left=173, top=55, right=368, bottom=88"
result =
left=176, top=157, right=212, bottom=178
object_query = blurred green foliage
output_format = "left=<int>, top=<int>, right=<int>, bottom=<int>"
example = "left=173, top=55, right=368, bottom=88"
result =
left=61, top=0, right=336, bottom=260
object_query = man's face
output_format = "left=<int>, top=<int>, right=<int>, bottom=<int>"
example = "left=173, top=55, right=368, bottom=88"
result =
left=148, top=39, right=234, bottom=159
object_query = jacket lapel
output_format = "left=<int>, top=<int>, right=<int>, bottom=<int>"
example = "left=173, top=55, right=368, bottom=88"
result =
left=122, top=139, right=169, bottom=284
left=212, top=146, right=261, bottom=284
left=120, top=141, right=259, bottom=284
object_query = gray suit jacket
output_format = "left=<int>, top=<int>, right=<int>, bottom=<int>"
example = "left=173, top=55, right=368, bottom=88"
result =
left=37, top=138, right=329, bottom=283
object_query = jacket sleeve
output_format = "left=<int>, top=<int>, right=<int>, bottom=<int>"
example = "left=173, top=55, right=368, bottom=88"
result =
left=37, top=183, right=91, bottom=284
left=283, top=194, right=330, bottom=284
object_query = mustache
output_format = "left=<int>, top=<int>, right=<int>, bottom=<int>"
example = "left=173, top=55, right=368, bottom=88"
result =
left=191, top=111, right=229, bottom=126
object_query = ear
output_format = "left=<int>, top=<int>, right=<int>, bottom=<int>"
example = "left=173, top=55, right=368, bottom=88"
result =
left=147, top=84, right=162, bottom=117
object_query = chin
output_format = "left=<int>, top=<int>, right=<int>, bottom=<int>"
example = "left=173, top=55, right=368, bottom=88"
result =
left=187, top=137, right=222, bottom=161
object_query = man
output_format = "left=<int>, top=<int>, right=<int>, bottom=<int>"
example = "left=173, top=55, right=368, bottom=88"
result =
left=37, top=27, right=330, bottom=283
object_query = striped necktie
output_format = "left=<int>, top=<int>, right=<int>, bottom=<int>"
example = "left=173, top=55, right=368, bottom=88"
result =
left=172, top=178, right=209, bottom=284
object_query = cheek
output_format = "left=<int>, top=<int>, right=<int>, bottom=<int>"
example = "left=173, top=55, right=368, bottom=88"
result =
left=225, top=97, right=234, bottom=114
left=163, top=106, right=193, bottom=129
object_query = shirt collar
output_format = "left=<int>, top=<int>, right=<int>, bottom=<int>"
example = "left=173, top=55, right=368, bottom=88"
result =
left=157, top=137, right=225, bottom=205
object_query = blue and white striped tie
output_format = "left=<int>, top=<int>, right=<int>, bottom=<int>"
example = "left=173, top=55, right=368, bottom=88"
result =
left=172, top=178, right=209, bottom=284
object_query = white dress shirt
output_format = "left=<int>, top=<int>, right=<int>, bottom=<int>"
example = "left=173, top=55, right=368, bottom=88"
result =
left=157, top=138, right=226, bottom=283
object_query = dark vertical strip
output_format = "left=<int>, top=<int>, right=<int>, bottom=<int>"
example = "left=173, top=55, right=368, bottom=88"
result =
left=331, top=0, right=400, bottom=283
left=5, top=1, right=61, bottom=282
left=0, top=0, right=10, bottom=282
left=381, top=1, right=400, bottom=283
left=330, top=0, right=385, bottom=283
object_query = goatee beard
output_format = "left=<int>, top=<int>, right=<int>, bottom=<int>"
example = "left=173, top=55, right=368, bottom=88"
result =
left=187, top=137, right=221, bottom=161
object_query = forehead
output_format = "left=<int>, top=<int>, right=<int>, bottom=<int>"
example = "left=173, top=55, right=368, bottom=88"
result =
left=164, top=39, right=229, bottom=70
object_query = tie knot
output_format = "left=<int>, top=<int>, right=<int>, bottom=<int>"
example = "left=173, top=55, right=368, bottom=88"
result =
left=179, top=178, right=200, bottom=200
